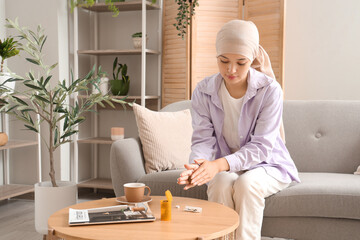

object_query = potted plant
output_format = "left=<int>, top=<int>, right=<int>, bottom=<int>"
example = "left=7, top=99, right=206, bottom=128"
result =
left=1, top=18, right=130, bottom=234
left=0, top=37, right=20, bottom=93
left=110, top=57, right=130, bottom=96
left=174, top=0, right=199, bottom=39
left=131, top=32, right=148, bottom=49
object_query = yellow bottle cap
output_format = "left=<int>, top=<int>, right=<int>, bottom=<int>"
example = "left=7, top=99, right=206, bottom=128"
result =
left=165, top=190, right=173, bottom=202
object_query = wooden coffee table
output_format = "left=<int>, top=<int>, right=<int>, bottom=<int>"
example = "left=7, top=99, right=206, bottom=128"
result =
left=48, top=196, right=239, bottom=240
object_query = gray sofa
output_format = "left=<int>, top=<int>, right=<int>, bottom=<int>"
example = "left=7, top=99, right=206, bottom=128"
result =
left=110, top=100, right=360, bottom=240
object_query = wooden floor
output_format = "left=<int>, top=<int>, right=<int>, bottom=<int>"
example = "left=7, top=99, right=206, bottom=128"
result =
left=0, top=189, right=115, bottom=240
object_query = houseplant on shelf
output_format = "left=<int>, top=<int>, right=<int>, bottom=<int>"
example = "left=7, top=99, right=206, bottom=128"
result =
left=0, top=18, right=129, bottom=234
left=69, top=0, right=157, bottom=17
left=131, top=32, right=148, bottom=49
left=110, top=57, right=130, bottom=96
left=0, top=37, right=20, bottom=146
left=0, top=37, right=20, bottom=93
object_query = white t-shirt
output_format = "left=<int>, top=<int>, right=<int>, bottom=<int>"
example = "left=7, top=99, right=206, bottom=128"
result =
left=218, top=80, right=244, bottom=153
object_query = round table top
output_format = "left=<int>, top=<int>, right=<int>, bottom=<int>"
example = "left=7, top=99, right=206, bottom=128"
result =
left=48, top=196, right=239, bottom=240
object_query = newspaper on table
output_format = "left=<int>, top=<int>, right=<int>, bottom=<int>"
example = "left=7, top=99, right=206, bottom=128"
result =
left=68, top=203, right=155, bottom=226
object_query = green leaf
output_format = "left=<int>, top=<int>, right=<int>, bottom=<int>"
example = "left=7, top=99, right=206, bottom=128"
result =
left=73, top=117, right=85, bottom=125
left=3, top=77, right=22, bottom=83
left=104, top=99, right=115, bottom=108
left=6, top=104, right=19, bottom=113
left=63, top=116, right=68, bottom=131
left=0, top=99, right=9, bottom=104
left=97, top=101, right=105, bottom=108
left=12, top=96, right=29, bottom=106
left=24, top=83, right=43, bottom=91
left=34, top=94, right=50, bottom=104
left=54, top=106, right=66, bottom=113
left=16, top=106, right=29, bottom=111
left=53, top=88, right=60, bottom=100
left=26, top=58, right=40, bottom=65
left=61, top=130, right=78, bottom=139
left=113, top=57, right=118, bottom=77
left=24, top=124, right=38, bottom=133
left=44, top=75, right=51, bottom=87
left=40, top=36, right=47, bottom=52
left=49, top=62, right=57, bottom=71
left=20, top=108, right=34, bottom=114
left=29, top=72, right=35, bottom=80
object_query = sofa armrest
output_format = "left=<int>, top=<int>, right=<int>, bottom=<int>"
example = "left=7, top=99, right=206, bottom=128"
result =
left=110, top=138, right=146, bottom=197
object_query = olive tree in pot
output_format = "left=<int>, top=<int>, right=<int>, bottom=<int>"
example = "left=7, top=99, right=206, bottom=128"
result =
left=0, top=19, right=130, bottom=235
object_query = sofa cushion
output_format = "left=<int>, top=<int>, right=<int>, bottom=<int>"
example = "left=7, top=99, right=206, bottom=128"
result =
left=133, top=103, right=193, bottom=173
left=264, top=172, right=360, bottom=220
left=137, top=170, right=208, bottom=200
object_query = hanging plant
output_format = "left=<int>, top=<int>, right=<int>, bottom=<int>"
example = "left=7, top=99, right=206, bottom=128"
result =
left=70, top=0, right=158, bottom=17
left=174, top=0, right=199, bottom=39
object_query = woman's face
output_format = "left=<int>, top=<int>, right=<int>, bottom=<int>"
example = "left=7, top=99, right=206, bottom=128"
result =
left=217, top=53, right=251, bottom=85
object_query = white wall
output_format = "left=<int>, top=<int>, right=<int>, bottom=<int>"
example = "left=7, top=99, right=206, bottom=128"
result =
left=284, top=0, right=360, bottom=100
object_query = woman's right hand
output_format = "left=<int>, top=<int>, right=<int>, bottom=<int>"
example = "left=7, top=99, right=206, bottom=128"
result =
left=177, top=163, right=199, bottom=190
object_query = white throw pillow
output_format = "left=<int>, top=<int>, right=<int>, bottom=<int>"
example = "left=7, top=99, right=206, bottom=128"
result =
left=132, top=103, right=193, bottom=173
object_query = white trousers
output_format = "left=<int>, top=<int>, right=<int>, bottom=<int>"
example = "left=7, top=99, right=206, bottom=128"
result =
left=207, top=167, right=289, bottom=240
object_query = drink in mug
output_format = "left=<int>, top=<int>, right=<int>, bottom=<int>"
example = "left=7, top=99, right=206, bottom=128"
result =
left=124, top=183, right=151, bottom=202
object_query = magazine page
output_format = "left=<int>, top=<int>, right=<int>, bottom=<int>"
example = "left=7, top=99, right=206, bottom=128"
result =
left=69, top=203, right=155, bottom=226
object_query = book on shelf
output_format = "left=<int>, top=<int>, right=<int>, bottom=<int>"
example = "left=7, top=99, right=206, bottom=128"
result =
left=68, top=203, right=155, bottom=226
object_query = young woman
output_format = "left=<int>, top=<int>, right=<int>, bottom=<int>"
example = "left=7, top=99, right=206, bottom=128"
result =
left=177, top=20, right=300, bottom=240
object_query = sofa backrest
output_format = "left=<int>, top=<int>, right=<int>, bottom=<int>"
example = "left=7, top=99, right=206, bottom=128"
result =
left=161, top=100, right=360, bottom=174
left=283, top=100, right=360, bottom=174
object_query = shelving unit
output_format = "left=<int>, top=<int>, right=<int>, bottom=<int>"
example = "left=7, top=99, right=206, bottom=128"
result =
left=78, top=49, right=160, bottom=55
left=0, top=184, right=34, bottom=201
left=73, top=0, right=163, bottom=190
left=0, top=112, right=40, bottom=200
left=77, top=178, right=113, bottom=190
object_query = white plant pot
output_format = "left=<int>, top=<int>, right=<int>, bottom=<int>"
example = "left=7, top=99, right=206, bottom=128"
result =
left=0, top=73, right=15, bottom=94
left=92, top=76, right=109, bottom=95
left=132, top=37, right=148, bottom=49
left=35, top=181, right=77, bottom=234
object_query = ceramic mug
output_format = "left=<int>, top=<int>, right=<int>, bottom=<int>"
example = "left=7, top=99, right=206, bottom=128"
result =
left=124, top=183, right=151, bottom=202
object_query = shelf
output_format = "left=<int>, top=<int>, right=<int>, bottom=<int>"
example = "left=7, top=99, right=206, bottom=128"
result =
left=0, top=184, right=34, bottom=201
left=82, top=1, right=160, bottom=12
left=0, top=140, right=38, bottom=151
left=77, top=178, right=113, bottom=190
left=77, top=95, right=160, bottom=110
left=77, top=49, right=161, bottom=56
left=78, top=95, right=160, bottom=100
left=78, top=137, right=114, bottom=144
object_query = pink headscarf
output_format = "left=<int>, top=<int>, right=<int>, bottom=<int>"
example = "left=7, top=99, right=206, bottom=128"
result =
left=215, top=20, right=286, bottom=142
left=216, top=20, right=275, bottom=79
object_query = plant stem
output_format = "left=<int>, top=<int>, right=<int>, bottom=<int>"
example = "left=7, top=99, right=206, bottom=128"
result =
left=1, top=59, right=4, bottom=73
left=48, top=92, right=57, bottom=187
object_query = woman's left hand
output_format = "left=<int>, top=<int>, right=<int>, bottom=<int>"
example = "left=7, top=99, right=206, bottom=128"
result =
left=190, top=159, right=220, bottom=186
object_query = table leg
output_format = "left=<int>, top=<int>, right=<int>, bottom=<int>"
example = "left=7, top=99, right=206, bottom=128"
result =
left=197, top=231, right=235, bottom=240
left=47, top=229, right=63, bottom=240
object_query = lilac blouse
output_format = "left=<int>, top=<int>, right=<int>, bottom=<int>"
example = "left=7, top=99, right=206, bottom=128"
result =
left=189, top=68, right=300, bottom=183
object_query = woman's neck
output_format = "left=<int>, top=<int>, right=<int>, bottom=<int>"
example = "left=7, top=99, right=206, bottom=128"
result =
left=224, top=77, right=248, bottom=99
